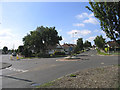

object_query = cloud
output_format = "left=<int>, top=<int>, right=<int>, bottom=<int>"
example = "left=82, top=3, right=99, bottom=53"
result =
left=73, top=23, right=85, bottom=27
left=94, top=29, right=106, bottom=36
left=0, top=29, right=14, bottom=38
left=67, top=29, right=91, bottom=37
left=76, top=12, right=94, bottom=19
left=87, top=36, right=96, bottom=42
left=0, top=28, right=23, bottom=49
left=83, top=17, right=99, bottom=24
left=94, top=29, right=99, bottom=32
left=76, top=12, right=89, bottom=19
left=75, top=12, right=99, bottom=25
left=89, top=13, right=94, bottom=17
left=58, top=29, right=62, bottom=32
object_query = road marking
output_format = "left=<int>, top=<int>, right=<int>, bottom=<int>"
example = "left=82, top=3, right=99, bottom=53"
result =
left=6, top=67, right=28, bottom=73
left=101, top=62, right=104, bottom=65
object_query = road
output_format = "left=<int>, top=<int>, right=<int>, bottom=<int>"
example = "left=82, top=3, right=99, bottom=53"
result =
left=1, top=49, right=118, bottom=88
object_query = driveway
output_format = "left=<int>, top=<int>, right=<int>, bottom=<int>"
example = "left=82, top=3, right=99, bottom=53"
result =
left=1, top=50, right=118, bottom=88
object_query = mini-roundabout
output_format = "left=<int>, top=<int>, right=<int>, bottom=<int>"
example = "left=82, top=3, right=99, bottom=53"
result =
left=56, top=55, right=81, bottom=61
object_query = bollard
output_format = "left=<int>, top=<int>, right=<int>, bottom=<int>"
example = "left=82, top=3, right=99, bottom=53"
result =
left=10, top=55, right=13, bottom=60
left=16, top=54, right=20, bottom=60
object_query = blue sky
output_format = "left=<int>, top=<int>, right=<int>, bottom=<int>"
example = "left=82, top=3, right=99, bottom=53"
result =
left=0, top=2, right=109, bottom=49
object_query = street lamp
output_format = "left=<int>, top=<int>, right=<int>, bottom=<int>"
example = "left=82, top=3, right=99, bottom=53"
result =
left=72, top=32, right=77, bottom=44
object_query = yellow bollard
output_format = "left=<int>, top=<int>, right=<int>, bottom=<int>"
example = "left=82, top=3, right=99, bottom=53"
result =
left=16, top=54, right=19, bottom=60
left=10, top=55, right=13, bottom=60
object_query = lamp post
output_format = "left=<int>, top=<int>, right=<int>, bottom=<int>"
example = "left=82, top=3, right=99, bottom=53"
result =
left=72, top=32, right=77, bottom=44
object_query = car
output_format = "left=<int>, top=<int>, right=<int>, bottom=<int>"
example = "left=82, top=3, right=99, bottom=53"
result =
left=12, top=52, right=16, bottom=56
left=86, top=48, right=90, bottom=51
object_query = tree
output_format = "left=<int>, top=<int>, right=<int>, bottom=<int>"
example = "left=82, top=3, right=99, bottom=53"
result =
left=18, top=45, right=24, bottom=53
left=23, top=26, right=62, bottom=56
left=84, top=40, right=92, bottom=49
left=77, top=38, right=84, bottom=50
left=37, top=26, right=62, bottom=51
left=86, top=1, right=120, bottom=45
left=2, top=46, right=8, bottom=54
left=74, top=38, right=83, bottom=53
left=94, top=35, right=106, bottom=49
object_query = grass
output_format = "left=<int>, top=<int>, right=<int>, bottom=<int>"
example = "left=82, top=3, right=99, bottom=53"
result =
left=20, top=57, right=36, bottom=59
left=98, top=51, right=120, bottom=55
left=98, top=51, right=111, bottom=55
left=36, top=81, right=54, bottom=88
left=53, top=55, right=68, bottom=58
left=111, top=52, right=120, bottom=55
left=97, top=49, right=120, bottom=56
left=70, top=74, right=76, bottom=77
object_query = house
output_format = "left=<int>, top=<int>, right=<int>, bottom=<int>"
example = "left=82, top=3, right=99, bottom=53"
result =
left=106, top=40, right=120, bottom=52
left=107, top=40, right=120, bottom=48
left=47, top=43, right=77, bottom=55
left=62, top=43, right=76, bottom=54
left=47, top=44, right=64, bottom=54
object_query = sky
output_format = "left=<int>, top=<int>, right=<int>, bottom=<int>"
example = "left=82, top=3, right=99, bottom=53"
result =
left=0, top=2, right=110, bottom=49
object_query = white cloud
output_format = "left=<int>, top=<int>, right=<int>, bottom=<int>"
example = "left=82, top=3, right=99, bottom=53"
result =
left=58, top=29, right=62, bottom=32
left=94, top=29, right=99, bottom=32
left=73, top=23, right=85, bottom=27
left=0, top=28, right=23, bottom=49
left=76, top=13, right=89, bottom=19
left=0, top=29, right=15, bottom=38
left=94, top=29, right=106, bottom=35
left=75, top=12, right=99, bottom=25
left=76, top=12, right=94, bottom=19
left=67, top=29, right=91, bottom=37
left=89, top=13, right=94, bottom=17
left=87, top=36, right=96, bottom=42
left=83, top=17, right=99, bottom=24
left=76, top=12, right=89, bottom=19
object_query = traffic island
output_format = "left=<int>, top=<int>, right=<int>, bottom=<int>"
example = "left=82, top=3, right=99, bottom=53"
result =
left=56, top=56, right=89, bottom=61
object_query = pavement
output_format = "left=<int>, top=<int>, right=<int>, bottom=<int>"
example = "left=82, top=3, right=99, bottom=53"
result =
left=1, top=49, right=119, bottom=88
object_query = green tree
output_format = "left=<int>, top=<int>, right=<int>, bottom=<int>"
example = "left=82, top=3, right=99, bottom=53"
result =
left=37, top=26, right=62, bottom=52
left=23, top=26, right=62, bottom=56
left=2, top=46, right=8, bottom=54
left=84, top=40, right=92, bottom=49
left=74, top=38, right=83, bottom=53
left=94, top=35, right=106, bottom=50
left=18, top=45, right=24, bottom=53
left=86, top=1, right=120, bottom=45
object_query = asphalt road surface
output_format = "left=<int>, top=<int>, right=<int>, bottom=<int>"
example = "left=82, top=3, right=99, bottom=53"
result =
left=1, top=49, right=119, bottom=88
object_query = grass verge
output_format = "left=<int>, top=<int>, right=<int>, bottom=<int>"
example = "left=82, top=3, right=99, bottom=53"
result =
left=36, top=82, right=54, bottom=88
left=98, top=51, right=111, bottom=55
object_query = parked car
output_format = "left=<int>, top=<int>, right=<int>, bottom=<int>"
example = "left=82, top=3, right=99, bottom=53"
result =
left=12, top=52, right=16, bottom=56
left=86, top=48, right=90, bottom=51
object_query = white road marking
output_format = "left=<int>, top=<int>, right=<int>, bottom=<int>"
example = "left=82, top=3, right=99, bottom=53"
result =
left=6, top=67, right=28, bottom=73
left=101, top=62, right=104, bottom=64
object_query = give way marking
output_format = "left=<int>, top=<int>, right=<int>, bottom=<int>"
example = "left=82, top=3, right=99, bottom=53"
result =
left=6, top=67, right=28, bottom=73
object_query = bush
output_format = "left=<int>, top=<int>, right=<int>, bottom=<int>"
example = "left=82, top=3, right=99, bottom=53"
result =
left=53, top=51, right=65, bottom=55
left=23, top=48, right=32, bottom=57
left=70, top=74, right=76, bottom=77
left=36, top=52, right=50, bottom=58
left=96, top=48, right=100, bottom=53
